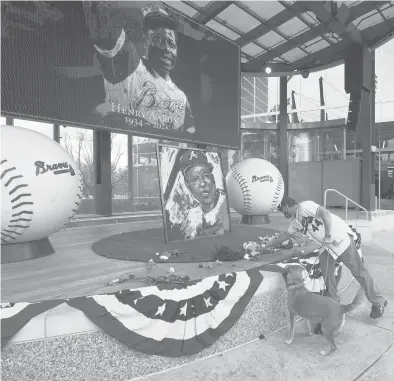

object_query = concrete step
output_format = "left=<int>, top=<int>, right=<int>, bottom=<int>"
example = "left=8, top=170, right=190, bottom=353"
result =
left=371, top=210, right=394, bottom=232
left=67, top=211, right=242, bottom=229
left=66, top=212, right=164, bottom=228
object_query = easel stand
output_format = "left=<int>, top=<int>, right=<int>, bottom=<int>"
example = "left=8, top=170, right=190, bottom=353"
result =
left=240, top=215, right=271, bottom=225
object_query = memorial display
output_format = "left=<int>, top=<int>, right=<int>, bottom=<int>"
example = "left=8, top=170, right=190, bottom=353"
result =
left=157, top=146, right=231, bottom=243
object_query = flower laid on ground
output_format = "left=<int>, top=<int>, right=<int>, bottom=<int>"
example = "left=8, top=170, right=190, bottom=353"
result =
left=146, top=259, right=156, bottom=269
left=144, top=275, right=191, bottom=286
left=280, top=238, right=294, bottom=249
left=107, top=273, right=136, bottom=286
left=156, top=249, right=187, bottom=261
left=199, top=260, right=223, bottom=269
left=212, top=245, right=244, bottom=262
left=243, top=241, right=264, bottom=256
left=258, top=233, right=281, bottom=244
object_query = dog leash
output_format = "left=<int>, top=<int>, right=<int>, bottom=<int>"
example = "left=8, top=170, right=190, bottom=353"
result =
left=290, top=218, right=345, bottom=296
left=314, top=241, right=342, bottom=296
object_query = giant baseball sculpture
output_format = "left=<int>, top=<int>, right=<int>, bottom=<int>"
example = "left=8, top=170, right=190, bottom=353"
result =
left=226, top=158, right=284, bottom=217
left=1, top=125, right=83, bottom=261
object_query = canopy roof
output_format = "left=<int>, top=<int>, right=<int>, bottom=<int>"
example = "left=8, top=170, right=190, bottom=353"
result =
left=162, top=1, right=394, bottom=76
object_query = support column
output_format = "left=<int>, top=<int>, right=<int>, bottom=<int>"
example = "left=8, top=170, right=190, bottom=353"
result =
left=127, top=134, right=135, bottom=212
left=357, top=49, right=375, bottom=211
left=345, top=45, right=375, bottom=212
left=319, top=77, right=326, bottom=122
left=53, top=124, right=60, bottom=143
left=371, top=51, right=376, bottom=204
left=279, top=76, right=288, bottom=197
left=93, top=129, right=112, bottom=215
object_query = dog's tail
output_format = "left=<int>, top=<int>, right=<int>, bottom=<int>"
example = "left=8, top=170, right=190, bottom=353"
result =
left=341, top=287, right=365, bottom=314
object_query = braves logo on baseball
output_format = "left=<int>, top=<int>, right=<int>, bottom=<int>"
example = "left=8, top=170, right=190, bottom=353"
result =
left=35, top=161, right=75, bottom=177
left=252, top=174, right=274, bottom=183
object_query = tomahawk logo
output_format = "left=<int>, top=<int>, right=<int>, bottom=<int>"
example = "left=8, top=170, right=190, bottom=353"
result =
left=35, top=161, right=75, bottom=176
left=189, top=151, right=198, bottom=160
left=251, top=174, right=274, bottom=183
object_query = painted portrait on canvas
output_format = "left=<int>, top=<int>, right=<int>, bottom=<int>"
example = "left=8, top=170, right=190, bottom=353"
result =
left=157, top=145, right=231, bottom=243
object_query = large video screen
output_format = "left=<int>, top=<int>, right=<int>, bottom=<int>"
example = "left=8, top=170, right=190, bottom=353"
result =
left=1, top=1, right=241, bottom=149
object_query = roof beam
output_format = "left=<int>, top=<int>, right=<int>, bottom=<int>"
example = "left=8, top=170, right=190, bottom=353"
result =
left=243, top=1, right=389, bottom=72
left=361, top=17, right=394, bottom=50
left=190, top=1, right=233, bottom=25
left=244, top=23, right=328, bottom=70
left=286, top=39, right=348, bottom=71
left=235, top=1, right=311, bottom=58
left=348, top=1, right=389, bottom=21
left=242, top=38, right=347, bottom=73
left=278, top=0, right=335, bottom=47
left=234, top=1, right=309, bottom=47
left=306, top=1, right=363, bottom=44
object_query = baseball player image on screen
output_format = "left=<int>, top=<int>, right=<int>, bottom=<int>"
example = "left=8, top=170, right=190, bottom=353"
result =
left=83, top=2, right=195, bottom=134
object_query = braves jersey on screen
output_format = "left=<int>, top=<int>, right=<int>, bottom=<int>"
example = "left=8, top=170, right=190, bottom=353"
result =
left=287, top=201, right=351, bottom=259
left=103, top=58, right=188, bottom=131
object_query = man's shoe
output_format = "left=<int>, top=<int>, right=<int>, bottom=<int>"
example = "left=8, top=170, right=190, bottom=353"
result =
left=370, top=300, right=388, bottom=319
left=314, top=323, right=323, bottom=334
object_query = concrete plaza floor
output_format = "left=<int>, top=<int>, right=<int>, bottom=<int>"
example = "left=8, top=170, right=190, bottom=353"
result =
left=138, top=231, right=394, bottom=381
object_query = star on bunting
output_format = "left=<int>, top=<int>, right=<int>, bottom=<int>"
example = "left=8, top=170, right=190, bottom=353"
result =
left=133, top=297, right=144, bottom=305
left=155, top=303, right=166, bottom=316
left=179, top=303, right=187, bottom=316
left=204, top=297, right=213, bottom=308
left=217, top=280, right=230, bottom=291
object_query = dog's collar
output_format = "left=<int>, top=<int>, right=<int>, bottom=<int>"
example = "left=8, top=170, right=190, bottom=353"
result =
left=286, top=272, right=309, bottom=289
left=287, top=281, right=305, bottom=289
left=285, top=265, right=309, bottom=289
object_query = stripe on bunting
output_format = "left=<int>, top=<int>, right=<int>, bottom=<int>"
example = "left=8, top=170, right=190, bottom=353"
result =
left=67, top=268, right=263, bottom=357
left=1, top=300, right=64, bottom=347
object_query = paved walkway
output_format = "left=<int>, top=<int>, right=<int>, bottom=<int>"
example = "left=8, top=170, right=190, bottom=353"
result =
left=138, top=232, right=394, bottom=381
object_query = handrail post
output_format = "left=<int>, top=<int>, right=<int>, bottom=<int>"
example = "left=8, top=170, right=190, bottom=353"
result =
left=345, top=198, right=348, bottom=222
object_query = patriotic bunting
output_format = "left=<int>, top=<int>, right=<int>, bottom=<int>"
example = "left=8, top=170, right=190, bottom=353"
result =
left=1, top=268, right=263, bottom=357
left=261, top=226, right=363, bottom=294
left=1, top=300, right=64, bottom=347
left=261, top=251, right=343, bottom=293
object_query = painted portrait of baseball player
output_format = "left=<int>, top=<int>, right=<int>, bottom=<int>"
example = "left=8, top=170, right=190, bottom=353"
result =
left=83, top=2, right=195, bottom=134
left=158, top=146, right=231, bottom=242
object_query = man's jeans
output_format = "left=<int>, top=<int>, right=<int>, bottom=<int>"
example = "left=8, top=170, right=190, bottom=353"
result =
left=319, top=237, right=385, bottom=306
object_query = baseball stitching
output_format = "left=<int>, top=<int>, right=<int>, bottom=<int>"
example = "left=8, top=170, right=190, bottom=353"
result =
left=62, top=172, right=84, bottom=229
left=271, top=175, right=283, bottom=211
left=231, top=167, right=252, bottom=215
left=1, top=159, right=34, bottom=243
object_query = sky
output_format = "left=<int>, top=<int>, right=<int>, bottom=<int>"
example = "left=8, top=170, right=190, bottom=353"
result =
left=1, top=38, right=394, bottom=170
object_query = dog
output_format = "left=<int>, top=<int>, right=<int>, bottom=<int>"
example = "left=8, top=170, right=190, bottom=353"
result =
left=283, top=264, right=364, bottom=356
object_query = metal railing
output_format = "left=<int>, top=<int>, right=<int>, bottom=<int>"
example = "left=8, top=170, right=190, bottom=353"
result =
left=323, top=189, right=369, bottom=222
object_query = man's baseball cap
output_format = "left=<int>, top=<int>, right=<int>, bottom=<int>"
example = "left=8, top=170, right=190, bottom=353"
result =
left=141, top=4, right=178, bottom=32
left=278, top=196, right=297, bottom=211
left=179, top=150, right=213, bottom=176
